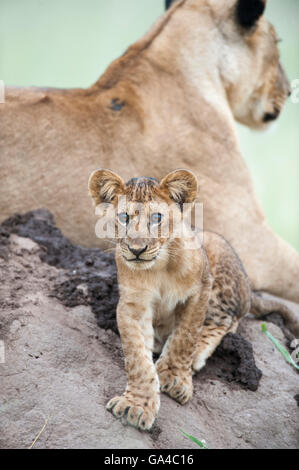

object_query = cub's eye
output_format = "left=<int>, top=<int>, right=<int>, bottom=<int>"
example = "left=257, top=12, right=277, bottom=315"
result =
left=150, top=213, right=163, bottom=225
left=118, top=213, right=129, bottom=225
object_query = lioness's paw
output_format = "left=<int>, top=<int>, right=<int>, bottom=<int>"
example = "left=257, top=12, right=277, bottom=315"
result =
left=156, top=362, right=193, bottom=405
left=106, top=394, right=158, bottom=431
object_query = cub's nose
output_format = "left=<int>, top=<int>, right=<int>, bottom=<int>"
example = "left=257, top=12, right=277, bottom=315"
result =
left=128, top=245, right=148, bottom=258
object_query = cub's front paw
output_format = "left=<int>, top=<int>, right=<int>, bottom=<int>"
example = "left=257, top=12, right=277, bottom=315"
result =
left=156, top=360, right=193, bottom=405
left=106, top=393, right=159, bottom=431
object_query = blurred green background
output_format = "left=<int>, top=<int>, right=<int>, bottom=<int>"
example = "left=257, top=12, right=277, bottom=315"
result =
left=0, top=0, right=298, bottom=250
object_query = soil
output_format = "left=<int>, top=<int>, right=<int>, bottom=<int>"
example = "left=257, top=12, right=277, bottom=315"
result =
left=0, top=210, right=298, bottom=449
left=2, top=210, right=119, bottom=332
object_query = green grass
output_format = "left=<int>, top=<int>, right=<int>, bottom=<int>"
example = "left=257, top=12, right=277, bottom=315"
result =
left=261, top=323, right=299, bottom=370
left=179, top=429, right=208, bottom=449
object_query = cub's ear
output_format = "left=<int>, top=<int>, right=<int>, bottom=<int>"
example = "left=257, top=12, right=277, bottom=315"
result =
left=88, top=169, right=124, bottom=206
left=236, top=0, right=266, bottom=28
left=160, top=169, right=198, bottom=206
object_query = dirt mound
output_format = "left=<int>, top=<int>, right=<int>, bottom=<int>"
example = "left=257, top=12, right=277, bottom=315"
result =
left=0, top=210, right=298, bottom=449
left=2, top=210, right=119, bottom=332
left=1, top=210, right=263, bottom=389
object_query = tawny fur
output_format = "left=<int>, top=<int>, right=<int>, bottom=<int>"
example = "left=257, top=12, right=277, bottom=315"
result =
left=1, top=0, right=298, bottom=303
left=88, top=168, right=298, bottom=431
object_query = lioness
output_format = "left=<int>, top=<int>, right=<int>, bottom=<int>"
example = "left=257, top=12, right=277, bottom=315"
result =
left=1, top=0, right=298, bottom=303
left=88, top=168, right=298, bottom=431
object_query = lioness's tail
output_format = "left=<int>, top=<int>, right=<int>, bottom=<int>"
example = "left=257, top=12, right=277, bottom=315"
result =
left=251, top=292, right=299, bottom=337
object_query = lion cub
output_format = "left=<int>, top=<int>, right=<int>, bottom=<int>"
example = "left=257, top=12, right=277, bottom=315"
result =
left=88, top=169, right=298, bottom=431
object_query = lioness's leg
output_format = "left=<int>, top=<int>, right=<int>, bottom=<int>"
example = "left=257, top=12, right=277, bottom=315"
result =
left=204, top=190, right=299, bottom=304
left=233, top=224, right=299, bottom=305
left=107, top=300, right=160, bottom=431
left=156, top=267, right=212, bottom=405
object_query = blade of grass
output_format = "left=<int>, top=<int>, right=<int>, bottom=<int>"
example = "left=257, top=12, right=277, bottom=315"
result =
left=261, top=323, right=299, bottom=370
left=179, top=429, right=208, bottom=449
left=28, top=417, right=49, bottom=449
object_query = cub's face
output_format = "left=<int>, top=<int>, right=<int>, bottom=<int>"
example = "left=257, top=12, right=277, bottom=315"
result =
left=88, top=169, right=198, bottom=270
left=115, top=195, right=175, bottom=270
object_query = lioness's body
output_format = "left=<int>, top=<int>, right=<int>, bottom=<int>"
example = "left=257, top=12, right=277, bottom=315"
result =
left=1, top=0, right=299, bottom=302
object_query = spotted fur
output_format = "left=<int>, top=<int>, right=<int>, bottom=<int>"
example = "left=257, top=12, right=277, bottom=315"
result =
left=89, top=169, right=298, bottom=431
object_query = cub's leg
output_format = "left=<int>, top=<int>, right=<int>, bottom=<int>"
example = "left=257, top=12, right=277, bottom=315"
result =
left=107, top=298, right=160, bottom=431
left=192, top=231, right=252, bottom=372
left=156, top=262, right=212, bottom=405
left=192, top=311, right=239, bottom=372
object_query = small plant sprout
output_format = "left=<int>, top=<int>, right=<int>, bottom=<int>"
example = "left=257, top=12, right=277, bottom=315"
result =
left=179, top=429, right=208, bottom=449
left=261, top=323, right=299, bottom=370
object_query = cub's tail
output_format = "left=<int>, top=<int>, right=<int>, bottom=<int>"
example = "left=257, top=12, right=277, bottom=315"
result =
left=251, top=292, right=299, bottom=338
